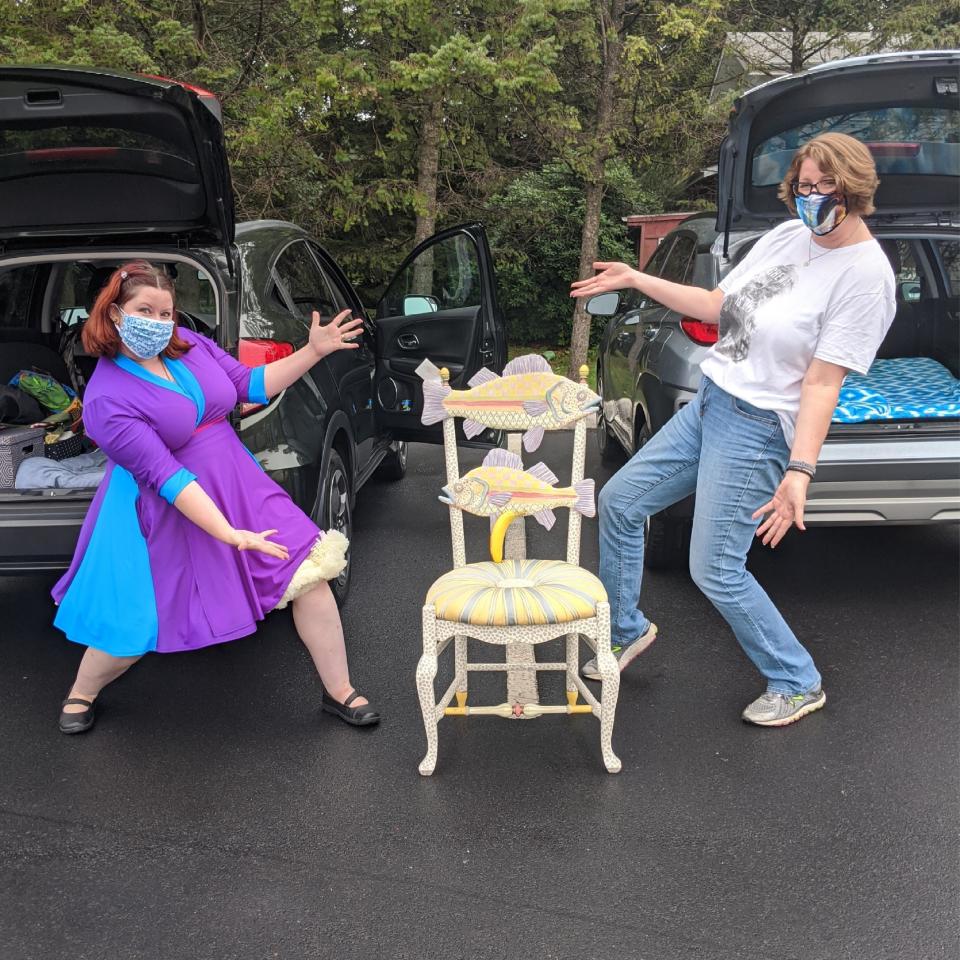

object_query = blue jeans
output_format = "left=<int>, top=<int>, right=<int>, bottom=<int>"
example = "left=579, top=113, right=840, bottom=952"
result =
left=597, top=377, right=821, bottom=695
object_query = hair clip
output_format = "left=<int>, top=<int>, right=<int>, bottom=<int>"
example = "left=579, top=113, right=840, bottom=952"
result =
left=120, top=270, right=128, bottom=279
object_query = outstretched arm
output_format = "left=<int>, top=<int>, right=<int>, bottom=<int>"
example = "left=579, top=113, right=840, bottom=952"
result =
left=85, top=396, right=289, bottom=559
left=570, top=261, right=724, bottom=324
left=262, top=309, right=363, bottom=398
left=172, top=482, right=288, bottom=559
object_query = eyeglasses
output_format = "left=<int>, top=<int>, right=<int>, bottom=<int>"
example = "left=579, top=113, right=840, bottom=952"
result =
left=791, top=177, right=838, bottom=197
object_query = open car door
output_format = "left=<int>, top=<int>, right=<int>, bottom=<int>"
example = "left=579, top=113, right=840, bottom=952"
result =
left=374, top=222, right=506, bottom=445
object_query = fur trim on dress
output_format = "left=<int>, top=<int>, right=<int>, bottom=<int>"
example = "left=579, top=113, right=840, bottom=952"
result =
left=274, top=529, right=349, bottom=609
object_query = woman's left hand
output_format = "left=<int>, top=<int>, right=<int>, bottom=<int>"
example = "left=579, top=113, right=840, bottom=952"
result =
left=752, top=471, right=810, bottom=548
left=309, top=309, right=364, bottom=360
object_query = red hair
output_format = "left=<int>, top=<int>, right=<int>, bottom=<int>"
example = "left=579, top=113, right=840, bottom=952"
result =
left=81, top=260, right=193, bottom=359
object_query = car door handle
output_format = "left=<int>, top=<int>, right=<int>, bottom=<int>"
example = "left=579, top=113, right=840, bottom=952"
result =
left=397, top=333, right=420, bottom=350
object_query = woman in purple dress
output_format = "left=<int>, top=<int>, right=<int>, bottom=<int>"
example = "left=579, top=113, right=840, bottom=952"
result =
left=53, top=260, right=380, bottom=733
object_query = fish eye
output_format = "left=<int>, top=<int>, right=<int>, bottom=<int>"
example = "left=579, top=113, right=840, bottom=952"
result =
left=454, top=482, right=463, bottom=492
left=577, top=391, right=585, bottom=401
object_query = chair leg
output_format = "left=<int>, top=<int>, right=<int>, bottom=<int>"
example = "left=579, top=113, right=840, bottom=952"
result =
left=595, top=603, right=622, bottom=773
left=455, top=634, right=468, bottom=708
left=565, top=632, right=578, bottom=695
left=417, top=606, right=440, bottom=776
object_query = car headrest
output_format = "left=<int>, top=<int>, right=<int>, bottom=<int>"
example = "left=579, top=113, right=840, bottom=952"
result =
left=84, top=266, right=118, bottom=311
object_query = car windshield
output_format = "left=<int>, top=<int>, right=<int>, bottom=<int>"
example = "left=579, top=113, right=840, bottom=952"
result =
left=751, top=106, right=960, bottom=186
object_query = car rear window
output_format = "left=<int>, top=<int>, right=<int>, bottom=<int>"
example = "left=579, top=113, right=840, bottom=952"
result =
left=752, top=107, right=960, bottom=186
left=0, top=123, right=197, bottom=183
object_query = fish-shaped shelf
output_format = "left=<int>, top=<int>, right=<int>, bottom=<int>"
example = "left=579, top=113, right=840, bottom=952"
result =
left=419, top=354, right=601, bottom=452
left=439, top=448, right=595, bottom=531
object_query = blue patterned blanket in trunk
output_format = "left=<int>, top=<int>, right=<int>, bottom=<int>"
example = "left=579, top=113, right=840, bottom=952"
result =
left=833, top=358, right=960, bottom=423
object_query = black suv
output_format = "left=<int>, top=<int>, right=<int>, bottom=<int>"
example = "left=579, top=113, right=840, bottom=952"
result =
left=0, top=66, right=507, bottom=604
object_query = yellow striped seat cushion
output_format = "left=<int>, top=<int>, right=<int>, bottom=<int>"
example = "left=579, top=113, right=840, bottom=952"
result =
left=426, top=559, right=606, bottom=627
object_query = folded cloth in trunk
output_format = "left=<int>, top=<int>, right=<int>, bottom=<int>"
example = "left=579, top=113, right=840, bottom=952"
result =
left=15, top=449, right=107, bottom=489
left=833, top=358, right=960, bottom=423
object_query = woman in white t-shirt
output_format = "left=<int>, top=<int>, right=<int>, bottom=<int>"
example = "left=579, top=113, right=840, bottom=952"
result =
left=570, top=132, right=895, bottom=727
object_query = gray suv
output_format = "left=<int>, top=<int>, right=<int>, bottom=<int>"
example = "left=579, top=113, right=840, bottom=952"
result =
left=593, top=50, right=960, bottom=567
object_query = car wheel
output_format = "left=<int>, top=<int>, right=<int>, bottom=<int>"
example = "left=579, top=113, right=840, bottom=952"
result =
left=375, top=440, right=407, bottom=481
left=596, top=368, right=621, bottom=464
left=644, top=513, right=691, bottom=571
left=319, top=449, right=352, bottom=607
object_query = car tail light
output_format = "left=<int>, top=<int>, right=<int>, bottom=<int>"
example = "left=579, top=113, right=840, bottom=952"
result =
left=680, top=318, right=719, bottom=346
left=238, top=339, right=294, bottom=416
left=26, top=147, right=118, bottom=161
left=866, top=142, right=920, bottom=158
left=239, top=338, right=294, bottom=366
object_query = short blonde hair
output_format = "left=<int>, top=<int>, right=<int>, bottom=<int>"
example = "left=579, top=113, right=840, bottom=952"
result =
left=778, top=132, right=880, bottom=217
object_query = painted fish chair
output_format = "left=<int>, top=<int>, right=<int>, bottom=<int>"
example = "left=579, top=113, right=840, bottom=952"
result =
left=415, top=363, right=622, bottom=775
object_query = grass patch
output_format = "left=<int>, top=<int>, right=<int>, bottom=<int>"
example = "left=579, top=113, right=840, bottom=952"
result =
left=507, top=343, right=598, bottom=390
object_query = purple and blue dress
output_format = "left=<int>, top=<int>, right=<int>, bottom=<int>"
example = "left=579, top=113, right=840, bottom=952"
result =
left=52, top=328, right=327, bottom=657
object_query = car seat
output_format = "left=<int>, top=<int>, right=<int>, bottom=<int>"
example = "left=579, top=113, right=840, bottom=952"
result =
left=61, top=265, right=117, bottom=388
left=0, top=339, right=71, bottom=387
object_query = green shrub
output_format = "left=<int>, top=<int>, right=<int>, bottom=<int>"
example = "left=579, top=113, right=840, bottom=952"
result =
left=487, top=161, right=655, bottom=347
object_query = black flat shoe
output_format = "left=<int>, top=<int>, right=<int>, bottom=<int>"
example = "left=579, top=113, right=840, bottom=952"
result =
left=59, top=696, right=96, bottom=735
left=321, top=690, right=380, bottom=727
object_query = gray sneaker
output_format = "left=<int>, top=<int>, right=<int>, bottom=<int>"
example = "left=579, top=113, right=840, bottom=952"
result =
left=741, top=687, right=826, bottom=727
left=581, top=623, right=658, bottom=681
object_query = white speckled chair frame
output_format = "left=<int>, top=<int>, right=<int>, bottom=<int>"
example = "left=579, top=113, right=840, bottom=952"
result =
left=415, top=362, right=621, bottom=775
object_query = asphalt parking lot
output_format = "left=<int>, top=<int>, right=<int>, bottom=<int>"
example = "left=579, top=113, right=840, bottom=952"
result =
left=1, top=433, right=957, bottom=960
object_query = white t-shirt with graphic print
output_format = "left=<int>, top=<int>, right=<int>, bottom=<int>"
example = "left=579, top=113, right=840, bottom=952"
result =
left=699, top=218, right=895, bottom=448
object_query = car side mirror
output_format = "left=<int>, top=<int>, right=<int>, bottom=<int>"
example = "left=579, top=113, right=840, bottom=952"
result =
left=585, top=292, right=621, bottom=316
left=403, top=294, right=439, bottom=315
left=899, top=279, right=921, bottom=303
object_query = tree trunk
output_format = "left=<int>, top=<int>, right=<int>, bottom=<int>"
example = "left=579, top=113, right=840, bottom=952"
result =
left=568, top=0, right=624, bottom=378
left=569, top=179, right=604, bottom=379
left=789, top=19, right=808, bottom=73
left=412, top=95, right=443, bottom=296
left=191, top=0, right=208, bottom=52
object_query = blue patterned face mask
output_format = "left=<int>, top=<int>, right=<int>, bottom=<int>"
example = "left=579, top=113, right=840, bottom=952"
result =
left=795, top=192, right=848, bottom=236
left=116, top=312, right=175, bottom=359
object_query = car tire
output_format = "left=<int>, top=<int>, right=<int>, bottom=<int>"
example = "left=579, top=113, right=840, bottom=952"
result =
left=596, top=368, right=622, bottom=464
left=375, top=440, right=407, bottom=481
left=644, top=513, right=691, bottom=571
left=319, top=449, right=352, bottom=607
left=632, top=419, right=691, bottom=570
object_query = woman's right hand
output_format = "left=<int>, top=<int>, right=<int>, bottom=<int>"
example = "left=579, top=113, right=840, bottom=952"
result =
left=569, top=262, right=641, bottom=300
left=231, top=528, right=289, bottom=560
